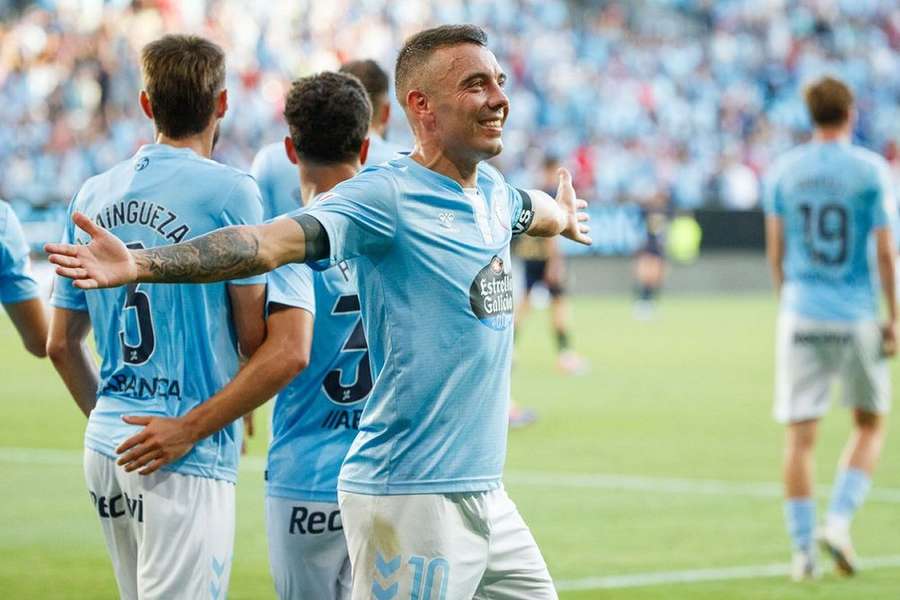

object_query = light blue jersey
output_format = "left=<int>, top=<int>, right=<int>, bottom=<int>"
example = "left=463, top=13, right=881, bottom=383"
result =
left=764, top=141, right=894, bottom=321
left=50, top=144, right=264, bottom=483
left=265, top=257, right=371, bottom=503
left=305, top=156, right=528, bottom=495
left=365, top=133, right=405, bottom=167
left=250, top=142, right=302, bottom=220
left=250, top=134, right=404, bottom=219
left=0, top=201, right=39, bottom=304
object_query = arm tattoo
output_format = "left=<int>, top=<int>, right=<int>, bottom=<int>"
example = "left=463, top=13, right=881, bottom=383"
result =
left=291, top=214, right=331, bottom=262
left=512, top=188, right=535, bottom=236
left=134, top=226, right=270, bottom=284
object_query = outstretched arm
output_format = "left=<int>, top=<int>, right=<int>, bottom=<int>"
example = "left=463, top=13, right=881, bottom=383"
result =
left=115, top=304, right=313, bottom=474
left=521, top=168, right=592, bottom=245
left=45, top=212, right=329, bottom=289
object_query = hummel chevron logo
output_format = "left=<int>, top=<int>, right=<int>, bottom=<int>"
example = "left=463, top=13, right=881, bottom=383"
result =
left=371, top=580, right=399, bottom=600
left=209, top=581, right=221, bottom=600
left=211, top=556, right=226, bottom=577
left=375, top=552, right=400, bottom=578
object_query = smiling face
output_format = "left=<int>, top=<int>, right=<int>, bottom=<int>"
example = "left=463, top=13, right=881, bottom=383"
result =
left=417, top=43, right=510, bottom=164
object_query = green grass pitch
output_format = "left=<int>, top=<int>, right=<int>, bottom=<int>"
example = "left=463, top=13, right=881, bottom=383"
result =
left=1, top=294, right=898, bottom=598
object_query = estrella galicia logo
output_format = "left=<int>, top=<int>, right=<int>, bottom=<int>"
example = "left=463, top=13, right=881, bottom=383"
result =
left=469, top=255, right=514, bottom=330
left=135, top=157, right=150, bottom=171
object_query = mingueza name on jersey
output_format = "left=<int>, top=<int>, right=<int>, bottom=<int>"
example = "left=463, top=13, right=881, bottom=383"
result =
left=793, top=332, right=852, bottom=345
left=93, top=200, right=191, bottom=243
left=320, top=408, right=362, bottom=430
left=288, top=505, right=342, bottom=535
left=102, top=374, right=182, bottom=400
left=89, top=490, right=144, bottom=522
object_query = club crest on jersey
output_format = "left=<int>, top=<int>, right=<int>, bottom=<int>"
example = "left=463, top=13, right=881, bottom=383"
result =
left=469, top=255, right=514, bottom=330
left=134, top=157, right=149, bottom=171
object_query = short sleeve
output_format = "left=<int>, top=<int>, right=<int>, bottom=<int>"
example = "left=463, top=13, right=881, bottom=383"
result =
left=870, top=160, right=894, bottom=229
left=222, top=174, right=267, bottom=286
left=0, top=205, right=40, bottom=304
left=303, top=168, right=397, bottom=265
left=49, top=198, right=88, bottom=311
left=762, top=166, right=784, bottom=216
left=267, top=263, right=315, bottom=316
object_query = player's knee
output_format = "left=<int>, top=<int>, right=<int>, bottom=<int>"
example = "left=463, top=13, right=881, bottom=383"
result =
left=853, top=409, right=883, bottom=432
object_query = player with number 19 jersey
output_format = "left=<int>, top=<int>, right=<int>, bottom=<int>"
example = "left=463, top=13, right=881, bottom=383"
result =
left=765, top=142, right=892, bottom=321
left=50, top=143, right=264, bottom=483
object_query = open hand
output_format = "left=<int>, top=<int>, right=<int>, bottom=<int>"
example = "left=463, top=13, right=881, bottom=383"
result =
left=555, top=168, right=592, bottom=246
left=44, top=212, right=137, bottom=289
left=115, top=415, right=195, bottom=475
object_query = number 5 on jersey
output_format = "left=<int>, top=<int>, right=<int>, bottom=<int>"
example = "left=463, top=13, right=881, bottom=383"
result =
left=119, top=242, right=156, bottom=365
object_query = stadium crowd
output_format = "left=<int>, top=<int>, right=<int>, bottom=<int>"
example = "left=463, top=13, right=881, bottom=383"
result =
left=2, top=0, right=899, bottom=214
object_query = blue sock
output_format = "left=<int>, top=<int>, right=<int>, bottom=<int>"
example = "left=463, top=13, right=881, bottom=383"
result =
left=827, top=468, right=871, bottom=527
left=784, top=498, right=816, bottom=552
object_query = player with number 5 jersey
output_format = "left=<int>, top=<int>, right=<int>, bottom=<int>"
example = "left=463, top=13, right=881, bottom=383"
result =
left=47, top=35, right=266, bottom=600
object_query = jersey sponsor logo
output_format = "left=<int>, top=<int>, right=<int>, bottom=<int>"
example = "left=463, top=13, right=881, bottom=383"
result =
left=89, top=490, right=144, bottom=522
left=319, top=408, right=362, bottom=430
left=92, top=200, right=190, bottom=244
left=469, top=255, right=513, bottom=330
left=288, top=505, right=342, bottom=534
left=101, top=373, right=182, bottom=400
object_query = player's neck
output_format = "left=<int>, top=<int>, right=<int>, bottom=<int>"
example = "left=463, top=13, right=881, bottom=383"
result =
left=155, top=126, right=216, bottom=159
left=369, top=124, right=387, bottom=140
left=409, top=146, right=479, bottom=188
left=300, top=162, right=359, bottom=206
left=813, top=126, right=850, bottom=144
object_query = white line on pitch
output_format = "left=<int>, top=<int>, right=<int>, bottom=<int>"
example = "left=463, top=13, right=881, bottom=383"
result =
left=554, top=555, right=900, bottom=590
left=2, top=447, right=900, bottom=504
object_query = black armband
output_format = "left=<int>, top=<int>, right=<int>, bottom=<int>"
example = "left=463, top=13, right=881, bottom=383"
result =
left=512, top=188, right=535, bottom=236
left=291, top=214, right=331, bottom=262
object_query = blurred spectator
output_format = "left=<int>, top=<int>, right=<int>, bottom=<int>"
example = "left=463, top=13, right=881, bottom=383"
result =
left=2, top=0, right=899, bottom=218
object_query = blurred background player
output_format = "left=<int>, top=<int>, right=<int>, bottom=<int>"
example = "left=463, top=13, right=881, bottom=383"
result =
left=764, top=76, right=896, bottom=581
left=633, top=190, right=673, bottom=320
left=0, top=199, right=47, bottom=357
left=514, top=156, right=588, bottom=375
left=251, top=58, right=403, bottom=220
left=45, top=34, right=266, bottom=599
left=114, top=70, right=375, bottom=600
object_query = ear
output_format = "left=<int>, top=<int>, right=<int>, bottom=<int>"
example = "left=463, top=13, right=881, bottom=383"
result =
left=284, top=135, right=299, bottom=165
left=215, top=89, right=228, bottom=119
left=379, top=103, right=391, bottom=128
left=359, top=137, right=370, bottom=165
left=405, top=90, right=431, bottom=123
left=139, top=90, right=153, bottom=120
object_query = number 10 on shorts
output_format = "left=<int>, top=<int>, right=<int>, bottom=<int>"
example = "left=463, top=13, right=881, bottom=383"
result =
left=408, top=556, right=450, bottom=600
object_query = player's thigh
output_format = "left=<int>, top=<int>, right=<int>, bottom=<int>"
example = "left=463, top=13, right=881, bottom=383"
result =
left=339, top=491, right=488, bottom=600
left=266, top=496, right=350, bottom=600
left=774, top=315, right=834, bottom=424
left=842, top=321, right=891, bottom=416
left=117, top=469, right=235, bottom=600
left=83, top=449, right=139, bottom=600
left=474, top=488, right=556, bottom=600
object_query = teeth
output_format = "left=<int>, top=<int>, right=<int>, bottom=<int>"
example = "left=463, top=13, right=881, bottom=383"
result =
left=482, top=120, right=502, bottom=128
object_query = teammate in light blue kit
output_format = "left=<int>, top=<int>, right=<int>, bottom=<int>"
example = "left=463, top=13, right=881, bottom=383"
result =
left=0, top=200, right=48, bottom=357
left=47, top=25, right=592, bottom=600
left=114, top=71, right=376, bottom=600
left=46, top=35, right=266, bottom=600
left=251, top=58, right=404, bottom=220
left=764, top=76, right=896, bottom=581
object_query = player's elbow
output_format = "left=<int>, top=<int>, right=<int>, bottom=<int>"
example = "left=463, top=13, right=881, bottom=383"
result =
left=282, top=346, right=310, bottom=378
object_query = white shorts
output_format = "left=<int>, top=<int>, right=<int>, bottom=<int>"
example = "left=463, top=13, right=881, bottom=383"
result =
left=774, top=314, right=891, bottom=424
left=339, top=487, right=556, bottom=600
left=265, top=496, right=351, bottom=600
left=83, top=448, right=235, bottom=600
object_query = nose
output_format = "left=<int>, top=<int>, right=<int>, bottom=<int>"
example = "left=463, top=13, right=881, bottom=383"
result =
left=486, top=81, right=509, bottom=113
